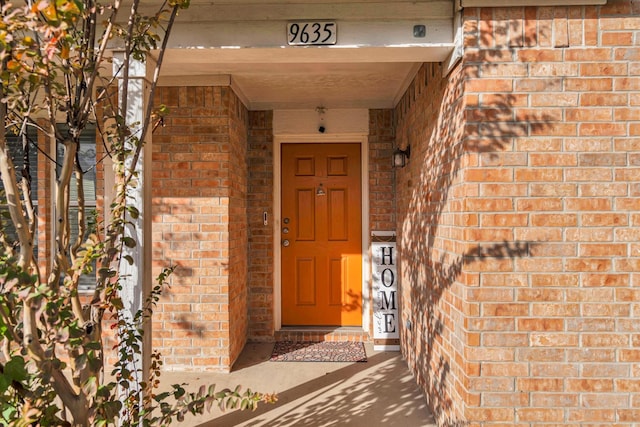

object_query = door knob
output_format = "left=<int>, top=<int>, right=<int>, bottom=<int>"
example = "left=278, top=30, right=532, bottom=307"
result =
left=282, top=239, right=290, bottom=247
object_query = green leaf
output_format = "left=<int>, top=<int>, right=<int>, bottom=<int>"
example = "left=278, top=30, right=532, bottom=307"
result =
left=122, top=237, right=136, bottom=248
left=85, top=341, right=101, bottom=350
left=0, top=373, right=11, bottom=393
left=1, top=404, right=16, bottom=422
left=127, top=206, right=140, bottom=219
left=4, top=356, right=28, bottom=382
left=82, top=376, right=98, bottom=396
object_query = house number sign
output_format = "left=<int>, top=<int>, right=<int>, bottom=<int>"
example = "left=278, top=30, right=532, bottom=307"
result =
left=287, top=21, right=337, bottom=45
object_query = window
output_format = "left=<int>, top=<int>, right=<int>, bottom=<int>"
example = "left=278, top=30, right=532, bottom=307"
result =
left=1, top=126, right=98, bottom=292
left=0, top=130, right=38, bottom=250
left=56, top=126, right=97, bottom=292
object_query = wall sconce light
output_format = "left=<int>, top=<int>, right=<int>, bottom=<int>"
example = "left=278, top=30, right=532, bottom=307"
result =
left=393, top=145, right=411, bottom=168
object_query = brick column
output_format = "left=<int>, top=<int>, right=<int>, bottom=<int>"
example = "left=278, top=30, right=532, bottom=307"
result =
left=152, top=86, right=248, bottom=372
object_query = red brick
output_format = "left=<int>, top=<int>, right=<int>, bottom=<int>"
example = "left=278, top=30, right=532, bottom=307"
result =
left=480, top=183, right=528, bottom=197
left=567, top=348, right=616, bottom=362
left=531, top=93, right=578, bottom=107
left=565, top=78, right=613, bottom=91
left=516, top=408, right=564, bottom=422
left=583, top=334, right=630, bottom=347
left=517, top=288, right=562, bottom=302
left=580, top=62, right=628, bottom=76
left=579, top=122, right=628, bottom=136
left=531, top=274, right=579, bottom=287
left=565, top=198, right=612, bottom=211
left=615, top=107, right=640, bottom=121
left=515, top=78, right=562, bottom=91
left=565, top=226, right=615, bottom=242
left=466, top=168, right=513, bottom=182
left=566, top=137, right=612, bottom=151
left=465, top=408, right=514, bottom=422
left=483, top=392, right=529, bottom=407
left=565, top=289, right=615, bottom=303
left=531, top=392, right=579, bottom=407
left=580, top=244, right=627, bottom=257
left=516, top=348, right=565, bottom=362
left=529, top=183, right=577, bottom=197
left=515, top=168, right=563, bottom=182
left=516, top=378, right=563, bottom=392
left=517, top=318, right=564, bottom=331
left=532, top=363, right=579, bottom=378
left=530, top=63, right=578, bottom=76
left=467, top=79, right=514, bottom=92
left=515, top=137, right=562, bottom=151
left=529, top=153, right=577, bottom=166
left=566, top=378, right=614, bottom=392
left=482, top=362, right=529, bottom=377
left=531, top=213, right=577, bottom=226
left=530, top=333, right=578, bottom=347
left=581, top=213, right=628, bottom=226
left=532, top=303, right=580, bottom=317
left=565, top=48, right=613, bottom=61
left=619, top=409, right=640, bottom=422
left=580, top=92, right=628, bottom=106
left=579, top=182, right=627, bottom=196
left=480, top=213, right=528, bottom=227
left=567, top=409, right=615, bottom=422
left=516, top=197, right=563, bottom=211
left=583, top=364, right=629, bottom=378
left=517, top=49, right=563, bottom=62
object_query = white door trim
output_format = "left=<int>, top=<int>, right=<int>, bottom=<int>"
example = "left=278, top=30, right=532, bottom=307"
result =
left=274, top=134, right=370, bottom=333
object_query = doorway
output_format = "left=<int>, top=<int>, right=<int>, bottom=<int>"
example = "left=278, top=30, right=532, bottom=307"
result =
left=280, top=143, right=363, bottom=326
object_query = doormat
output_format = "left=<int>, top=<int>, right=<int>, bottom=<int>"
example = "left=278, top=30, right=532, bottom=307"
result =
left=270, top=341, right=367, bottom=363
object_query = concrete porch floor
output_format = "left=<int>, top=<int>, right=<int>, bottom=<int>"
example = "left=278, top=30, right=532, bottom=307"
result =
left=160, top=342, right=436, bottom=426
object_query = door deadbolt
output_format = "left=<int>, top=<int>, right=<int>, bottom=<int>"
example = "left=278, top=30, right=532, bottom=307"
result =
left=282, top=239, right=290, bottom=247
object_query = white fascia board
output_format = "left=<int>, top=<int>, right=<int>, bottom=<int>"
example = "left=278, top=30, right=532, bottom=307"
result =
left=167, top=19, right=454, bottom=49
left=461, top=0, right=606, bottom=6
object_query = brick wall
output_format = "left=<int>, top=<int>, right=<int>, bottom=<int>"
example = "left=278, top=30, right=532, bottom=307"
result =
left=368, top=109, right=397, bottom=332
left=369, top=109, right=396, bottom=233
left=397, top=1, right=640, bottom=425
left=151, top=86, right=248, bottom=371
left=395, top=62, right=469, bottom=426
left=247, top=111, right=275, bottom=341
left=228, top=90, right=249, bottom=365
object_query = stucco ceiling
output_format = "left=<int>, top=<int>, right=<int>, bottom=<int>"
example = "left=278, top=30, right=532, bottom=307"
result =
left=159, top=60, right=424, bottom=110
left=158, top=46, right=453, bottom=110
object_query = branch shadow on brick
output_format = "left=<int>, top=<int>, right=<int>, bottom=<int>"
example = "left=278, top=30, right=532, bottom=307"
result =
left=395, top=40, right=552, bottom=424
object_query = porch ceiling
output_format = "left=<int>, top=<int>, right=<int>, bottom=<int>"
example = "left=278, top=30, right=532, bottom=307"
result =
left=157, top=47, right=452, bottom=110
left=150, top=0, right=456, bottom=110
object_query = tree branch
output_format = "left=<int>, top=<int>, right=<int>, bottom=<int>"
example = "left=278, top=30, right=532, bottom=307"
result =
left=0, top=100, right=33, bottom=271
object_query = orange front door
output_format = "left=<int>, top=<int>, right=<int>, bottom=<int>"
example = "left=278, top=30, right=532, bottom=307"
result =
left=281, top=143, right=362, bottom=326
